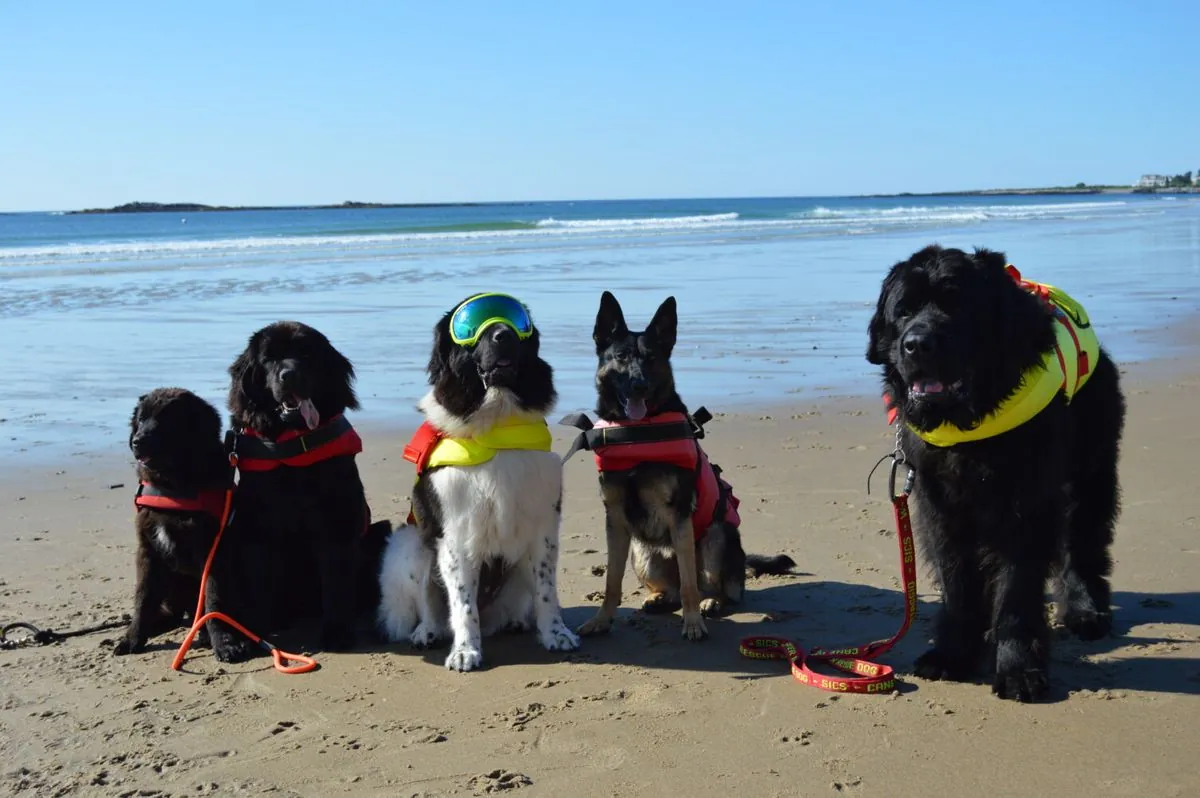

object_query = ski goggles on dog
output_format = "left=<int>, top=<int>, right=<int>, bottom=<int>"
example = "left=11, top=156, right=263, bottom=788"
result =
left=449, top=292, right=535, bottom=347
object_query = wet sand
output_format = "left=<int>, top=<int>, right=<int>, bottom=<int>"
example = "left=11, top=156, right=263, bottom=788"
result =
left=1, top=361, right=1198, bottom=797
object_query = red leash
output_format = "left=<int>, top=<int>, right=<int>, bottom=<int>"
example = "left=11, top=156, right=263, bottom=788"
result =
left=739, top=457, right=917, bottom=694
left=170, top=453, right=318, bottom=675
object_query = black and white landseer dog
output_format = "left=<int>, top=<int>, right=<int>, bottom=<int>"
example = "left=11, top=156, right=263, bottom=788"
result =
left=867, top=245, right=1126, bottom=702
left=568, top=292, right=794, bottom=642
left=116, top=387, right=248, bottom=660
left=228, top=321, right=383, bottom=658
left=376, top=294, right=580, bottom=672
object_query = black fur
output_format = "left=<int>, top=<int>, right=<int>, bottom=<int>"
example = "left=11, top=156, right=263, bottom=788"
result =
left=425, top=298, right=556, bottom=421
left=866, top=245, right=1126, bottom=702
left=582, top=292, right=793, bottom=638
left=228, top=321, right=374, bottom=655
left=116, top=388, right=250, bottom=661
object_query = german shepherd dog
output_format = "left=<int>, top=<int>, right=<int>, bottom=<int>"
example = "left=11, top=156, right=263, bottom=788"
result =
left=575, top=292, right=794, bottom=641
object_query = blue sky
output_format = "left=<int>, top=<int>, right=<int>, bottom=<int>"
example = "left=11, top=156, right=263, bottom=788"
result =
left=1, top=1, right=1197, bottom=211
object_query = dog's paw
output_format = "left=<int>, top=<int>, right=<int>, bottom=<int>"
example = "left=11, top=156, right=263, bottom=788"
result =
left=321, top=624, right=356, bottom=653
left=112, top=636, right=143, bottom=657
left=577, top=614, right=613, bottom=637
left=538, top=619, right=581, bottom=652
left=212, top=638, right=255, bottom=664
left=992, top=641, right=1049, bottom=702
left=444, top=645, right=483, bottom=672
left=1063, top=608, right=1112, bottom=641
left=992, top=667, right=1050, bottom=703
left=409, top=623, right=445, bottom=649
left=641, top=593, right=681, bottom=614
left=912, top=647, right=977, bottom=682
left=680, top=612, right=708, bottom=641
left=699, top=597, right=724, bottom=617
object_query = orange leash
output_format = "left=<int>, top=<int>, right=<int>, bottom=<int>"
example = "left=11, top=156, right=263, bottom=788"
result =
left=171, top=458, right=318, bottom=675
left=739, top=458, right=917, bottom=694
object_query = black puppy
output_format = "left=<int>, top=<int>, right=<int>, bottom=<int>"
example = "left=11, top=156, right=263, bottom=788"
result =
left=116, top=388, right=249, bottom=661
left=228, top=321, right=376, bottom=653
left=866, top=245, right=1126, bottom=702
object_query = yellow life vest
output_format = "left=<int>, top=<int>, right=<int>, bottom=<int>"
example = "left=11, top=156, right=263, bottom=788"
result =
left=424, top=417, right=552, bottom=468
left=912, top=271, right=1099, bottom=448
left=401, top=416, right=553, bottom=524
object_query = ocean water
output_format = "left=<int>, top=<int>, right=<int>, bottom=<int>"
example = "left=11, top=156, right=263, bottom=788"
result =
left=2, top=194, right=1199, bottom=466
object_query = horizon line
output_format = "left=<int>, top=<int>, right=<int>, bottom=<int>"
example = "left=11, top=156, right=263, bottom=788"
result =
left=0, top=185, right=1146, bottom=215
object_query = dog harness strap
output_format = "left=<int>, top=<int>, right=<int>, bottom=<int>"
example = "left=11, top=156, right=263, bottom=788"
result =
left=739, top=485, right=918, bottom=695
left=235, top=415, right=363, bottom=471
left=134, top=482, right=228, bottom=519
left=562, top=411, right=740, bottom=537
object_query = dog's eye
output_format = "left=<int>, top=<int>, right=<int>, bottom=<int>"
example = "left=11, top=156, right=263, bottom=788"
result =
left=936, top=288, right=959, bottom=310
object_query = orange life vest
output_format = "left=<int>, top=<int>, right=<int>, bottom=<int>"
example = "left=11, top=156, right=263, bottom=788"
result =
left=561, top=410, right=741, bottom=540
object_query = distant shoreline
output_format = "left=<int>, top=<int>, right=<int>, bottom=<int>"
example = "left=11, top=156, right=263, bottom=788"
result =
left=858, top=186, right=1134, bottom=198
left=67, top=200, right=489, bottom=215
left=61, top=186, right=1199, bottom=215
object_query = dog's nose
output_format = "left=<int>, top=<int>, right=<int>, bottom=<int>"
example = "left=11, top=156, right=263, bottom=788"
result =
left=490, top=325, right=515, bottom=344
left=901, top=329, right=935, bottom=357
left=629, top=377, right=647, bottom=393
left=279, top=367, right=297, bottom=388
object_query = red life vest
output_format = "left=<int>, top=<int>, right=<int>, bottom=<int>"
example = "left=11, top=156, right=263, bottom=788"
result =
left=234, top=414, right=363, bottom=472
left=134, top=482, right=228, bottom=520
left=562, top=411, right=741, bottom=540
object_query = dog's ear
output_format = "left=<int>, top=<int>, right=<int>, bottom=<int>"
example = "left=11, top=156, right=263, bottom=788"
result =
left=976, top=248, right=1056, bottom=358
left=866, top=264, right=904, bottom=365
left=186, top=392, right=224, bottom=442
left=321, top=339, right=360, bottom=412
left=426, top=311, right=456, bottom=385
left=129, top=394, right=146, bottom=441
left=227, top=337, right=263, bottom=417
left=594, top=291, right=628, bottom=351
left=646, top=296, right=677, bottom=355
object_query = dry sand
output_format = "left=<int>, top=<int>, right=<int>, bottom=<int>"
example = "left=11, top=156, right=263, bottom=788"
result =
left=2, top=363, right=1197, bottom=797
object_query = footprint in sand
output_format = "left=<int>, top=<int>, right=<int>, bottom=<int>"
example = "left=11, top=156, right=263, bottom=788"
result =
left=468, top=769, right=533, bottom=793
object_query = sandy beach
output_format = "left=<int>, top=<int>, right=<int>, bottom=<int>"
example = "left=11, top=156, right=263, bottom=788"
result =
left=2, top=354, right=1197, bottom=798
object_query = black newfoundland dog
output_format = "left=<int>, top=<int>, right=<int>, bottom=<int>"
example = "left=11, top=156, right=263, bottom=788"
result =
left=228, top=321, right=385, bottom=656
left=117, top=387, right=248, bottom=660
left=866, top=245, right=1126, bottom=702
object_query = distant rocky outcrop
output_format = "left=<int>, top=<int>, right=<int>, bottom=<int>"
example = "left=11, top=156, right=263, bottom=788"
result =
left=69, top=200, right=484, bottom=215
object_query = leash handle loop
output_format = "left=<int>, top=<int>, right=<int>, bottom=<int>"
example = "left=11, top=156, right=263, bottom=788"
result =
left=171, top=487, right=319, bottom=676
left=740, top=490, right=917, bottom=695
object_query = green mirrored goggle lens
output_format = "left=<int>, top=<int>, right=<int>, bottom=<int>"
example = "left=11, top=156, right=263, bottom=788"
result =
left=449, top=293, right=534, bottom=346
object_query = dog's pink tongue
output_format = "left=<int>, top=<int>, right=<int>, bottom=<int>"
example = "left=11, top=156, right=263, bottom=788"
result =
left=299, top=399, right=320, bottom=430
left=913, top=379, right=945, bottom=395
left=623, top=397, right=647, bottom=421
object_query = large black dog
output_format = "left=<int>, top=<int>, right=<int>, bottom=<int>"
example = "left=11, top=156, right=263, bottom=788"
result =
left=228, top=321, right=384, bottom=656
left=866, top=245, right=1126, bottom=701
left=117, top=387, right=249, bottom=660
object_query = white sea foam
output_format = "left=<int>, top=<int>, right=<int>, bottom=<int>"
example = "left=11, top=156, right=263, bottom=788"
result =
left=535, top=212, right=739, bottom=229
left=0, top=201, right=1145, bottom=265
